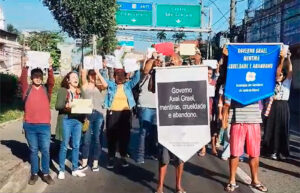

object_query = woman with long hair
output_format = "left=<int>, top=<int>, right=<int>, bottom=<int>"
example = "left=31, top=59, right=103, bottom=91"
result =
left=79, top=69, right=107, bottom=172
left=264, top=50, right=293, bottom=160
left=55, top=71, right=86, bottom=179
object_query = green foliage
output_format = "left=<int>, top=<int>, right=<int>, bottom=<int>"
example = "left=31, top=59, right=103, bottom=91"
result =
left=97, top=28, right=118, bottom=55
left=50, top=76, right=62, bottom=108
left=25, top=31, right=63, bottom=69
left=172, top=32, right=186, bottom=43
left=157, top=31, right=167, bottom=42
left=6, top=24, right=19, bottom=34
left=43, top=0, right=118, bottom=43
left=0, top=73, right=19, bottom=103
left=0, top=73, right=23, bottom=123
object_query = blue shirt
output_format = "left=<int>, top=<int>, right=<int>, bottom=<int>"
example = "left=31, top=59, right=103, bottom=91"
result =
left=103, top=70, right=140, bottom=110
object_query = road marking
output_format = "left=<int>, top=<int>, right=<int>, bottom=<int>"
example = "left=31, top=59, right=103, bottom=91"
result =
left=236, top=167, right=261, bottom=193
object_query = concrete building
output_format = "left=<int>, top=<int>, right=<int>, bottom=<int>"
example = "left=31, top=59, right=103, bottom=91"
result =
left=245, top=0, right=300, bottom=133
left=0, top=29, right=23, bottom=76
left=0, top=7, right=23, bottom=76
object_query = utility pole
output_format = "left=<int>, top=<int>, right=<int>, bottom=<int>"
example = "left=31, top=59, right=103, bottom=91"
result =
left=229, top=0, right=236, bottom=42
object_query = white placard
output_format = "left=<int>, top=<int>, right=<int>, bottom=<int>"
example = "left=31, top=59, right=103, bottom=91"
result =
left=155, top=66, right=210, bottom=162
left=83, top=55, right=103, bottom=69
left=27, top=51, right=50, bottom=69
left=203, top=60, right=218, bottom=69
left=124, top=58, right=139, bottom=73
left=71, top=99, right=93, bottom=114
left=208, top=85, right=215, bottom=97
left=114, top=48, right=124, bottom=60
left=179, top=44, right=196, bottom=56
left=283, top=45, right=289, bottom=58
left=105, top=55, right=116, bottom=68
left=147, top=48, right=156, bottom=59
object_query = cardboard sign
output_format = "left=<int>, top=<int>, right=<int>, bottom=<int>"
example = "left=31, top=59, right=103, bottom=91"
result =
left=155, top=42, right=174, bottom=56
left=203, top=60, right=218, bottom=69
left=105, top=55, right=116, bottom=68
left=71, top=99, right=93, bottom=114
left=27, top=51, right=50, bottom=69
left=179, top=44, right=196, bottom=56
left=147, top=48, right=157, bottom=59
left=83, top=55, right=103, bottom=69
left=123, top=58, right=139, bottom=73
left=155, top=66, right=210, bottom=162
left=225, top=43, right=281, bottom=105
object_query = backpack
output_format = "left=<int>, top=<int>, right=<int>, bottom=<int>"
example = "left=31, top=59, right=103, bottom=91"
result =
left=132, top=74, right=149, bottom=116
left=23, top=85, right=50, bottom=109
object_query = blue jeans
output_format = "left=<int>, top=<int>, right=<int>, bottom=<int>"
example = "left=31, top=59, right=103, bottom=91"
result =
left=136, top=107, right=158, bottom=162
left=59, top=117, right=82, bottom=172
left=81, top=110, right=104, bottom=160
left=23, top=122, right=51, bottom=175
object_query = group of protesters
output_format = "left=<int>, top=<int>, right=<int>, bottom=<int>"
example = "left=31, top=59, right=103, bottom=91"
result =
left=20, top=43, right=293, bottom=193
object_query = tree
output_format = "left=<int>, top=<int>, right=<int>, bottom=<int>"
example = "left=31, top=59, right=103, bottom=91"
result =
left=157, top=31, right=167, bottom=42
left=97, top=27, right=118, bottom=55
left=172, top=32, right=186, bottom=43
left=26, top=31, right=64, bottom=69
left=43, top=0, right=117, bottom=47
left=6, top=24, right=19, bottom=34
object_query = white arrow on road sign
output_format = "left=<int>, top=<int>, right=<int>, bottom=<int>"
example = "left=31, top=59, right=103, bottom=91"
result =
left=131, top=18, right=136, bottom=23
left=176, top=19, right=181, bottom=23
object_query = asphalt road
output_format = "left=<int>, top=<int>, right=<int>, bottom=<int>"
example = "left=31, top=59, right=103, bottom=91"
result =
left=43, top=127, right=254, bottom=193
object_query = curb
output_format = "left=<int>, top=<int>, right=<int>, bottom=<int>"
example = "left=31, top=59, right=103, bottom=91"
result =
left=0, top=162, right=30, bottom=193
left=0, top=118, right=23, bottom=129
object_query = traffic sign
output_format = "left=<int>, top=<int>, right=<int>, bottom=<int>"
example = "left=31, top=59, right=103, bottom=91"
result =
left=156, top=5, right=201, bottom=28
left=118, top=2, right=152, bottom=11
left=116, top=2, right=153, bottom=26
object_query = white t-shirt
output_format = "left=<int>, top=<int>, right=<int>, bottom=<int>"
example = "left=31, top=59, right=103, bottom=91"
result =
left=274, top=78, right=292, bottom=101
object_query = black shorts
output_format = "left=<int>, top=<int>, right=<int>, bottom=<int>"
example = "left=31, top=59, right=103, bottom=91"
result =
left=158, top=145, right=183, bottom=166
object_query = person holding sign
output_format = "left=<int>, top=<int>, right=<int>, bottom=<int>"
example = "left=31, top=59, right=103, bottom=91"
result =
left=263, top=50, right=293, bottom=160
left=136, top=58, right=162, bottom=164
left=55, top=71, right=86, bottom=179
left=103, top=68, right=140, bottom=169
left=222, top=46, right=288, bottom=192
left=155, top=55, right=186, bottom=193
left=20, top=56, right=55, bottom=185
left=79, top=69, right=108, bottom=172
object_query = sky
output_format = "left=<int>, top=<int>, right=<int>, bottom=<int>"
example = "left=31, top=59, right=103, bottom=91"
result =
left=0, top=0, right=262, bottom=51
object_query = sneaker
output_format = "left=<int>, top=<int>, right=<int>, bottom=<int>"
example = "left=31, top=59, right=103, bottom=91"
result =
left=57, top=171, right=65, bottom=180
left=92, top=166, right=100, bottom=172
left=28, top=174, right=38, bottom=185
left=121, top=158, right=129, bottom=167
left=270, top=153, right=278, bottom=160
left=221, top=157, right=228, bottom=161
left=78, top=165, right=89, bottom=172
left=107, top=158, right=114, bottom=169
left=41, top=174, right=55, bottom=185
left=72, top=170, right=86, bottom=177
left=136, top=160, right=145, bottom=164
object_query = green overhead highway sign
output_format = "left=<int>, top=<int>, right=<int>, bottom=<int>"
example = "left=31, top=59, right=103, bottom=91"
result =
left=156, top=5, right=201, bottom=28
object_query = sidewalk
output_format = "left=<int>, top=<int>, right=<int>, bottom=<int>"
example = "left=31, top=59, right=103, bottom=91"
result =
left=0, top=111, right=58, bottom=193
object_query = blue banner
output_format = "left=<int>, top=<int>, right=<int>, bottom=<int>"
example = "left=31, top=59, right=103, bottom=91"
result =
left=225, top=44, right=281, bottom=105
left=118, top=2, right=152, bottom=11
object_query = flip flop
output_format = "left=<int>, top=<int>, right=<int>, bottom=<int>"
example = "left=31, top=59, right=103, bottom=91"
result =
left=197, top=151, right=206, bottom=157
left=224, top=183, right=239, bottom=192
left=250, top=183, right=268, bottom=192
left=176, top=190, right=186, bottom=193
